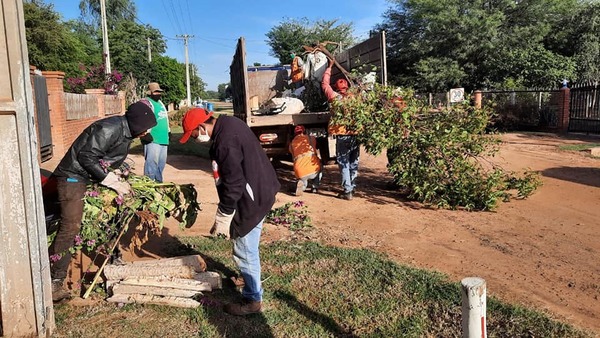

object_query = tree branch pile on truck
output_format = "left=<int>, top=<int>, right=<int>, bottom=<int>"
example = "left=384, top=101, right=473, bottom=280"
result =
left=229, top=32, right=387, bottom=161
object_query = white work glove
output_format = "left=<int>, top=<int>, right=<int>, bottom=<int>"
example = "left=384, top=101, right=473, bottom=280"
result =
left=100, top=172, right=132, bottom=196
left=210, top=209, right=235, bottom=239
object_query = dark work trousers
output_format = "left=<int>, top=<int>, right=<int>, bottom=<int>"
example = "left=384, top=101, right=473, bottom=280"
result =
left=50, top=178, right=87, bottom=280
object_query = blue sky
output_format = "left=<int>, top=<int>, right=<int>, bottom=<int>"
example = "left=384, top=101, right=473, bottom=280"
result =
left=47, top=0, right=389, bottom=91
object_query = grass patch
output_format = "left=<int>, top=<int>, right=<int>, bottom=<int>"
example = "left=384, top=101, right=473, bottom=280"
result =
left=53, top=238, right=593, bottom=338
left=559, top=143, right=600, bottom=152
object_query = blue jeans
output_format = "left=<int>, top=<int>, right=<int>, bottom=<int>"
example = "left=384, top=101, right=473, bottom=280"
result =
left=233, top=220, right=263, bottom=302
left=144, top=142, right=168, bottom=182
left=336, top=135, right=359, bottom=193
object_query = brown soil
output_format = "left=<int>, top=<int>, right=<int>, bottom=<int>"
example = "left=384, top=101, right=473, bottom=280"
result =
left=47, top=132, right=600, bottom=334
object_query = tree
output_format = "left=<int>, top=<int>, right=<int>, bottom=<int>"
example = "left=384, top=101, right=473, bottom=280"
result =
left=189, top=64, right=206, bottom=101
left=266, top=18, right=354, bottom=64
left=377, top=0, right=579, bottom=91
left=148, top=55, right=186, bottom=106
left=78, top=0, right=136, bottom=29
left=108, top=20, right=167, bottom=86
left=23, top=0, right=90, bottom=78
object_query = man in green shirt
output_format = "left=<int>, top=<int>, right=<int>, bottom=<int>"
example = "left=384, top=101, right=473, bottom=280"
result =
left=141, top=82, right=170, bottom=182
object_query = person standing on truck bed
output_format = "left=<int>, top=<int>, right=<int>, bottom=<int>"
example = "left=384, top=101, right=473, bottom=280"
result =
left=321, top=56, right=359, bottom=200
left=179, top=108, right=280, bottom=316
left=289, top=51, right=304, bottom=89
left=140, top=82, right=170, bottom=182
left=289, top=125, right=322, bottom=196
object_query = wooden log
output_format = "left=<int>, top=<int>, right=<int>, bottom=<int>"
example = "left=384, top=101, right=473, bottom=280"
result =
left=193, top=271, right=222, bottom=290
left=111, top=283, right=203, bottom=298
left=106, top=294, right=201, bottom=308
left=127, top=255, right=206, bottom=272
left=120, top=276, right=212, bottom=292
left=104, top=264, right=195, bottom=280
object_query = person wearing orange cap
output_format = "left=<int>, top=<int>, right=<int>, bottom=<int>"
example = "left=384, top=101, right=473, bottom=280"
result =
left=289, top=125, right=322, bottom=196
left=322, top=56, right=359, bottom=200
left=179, top=108, right=280, bottom=316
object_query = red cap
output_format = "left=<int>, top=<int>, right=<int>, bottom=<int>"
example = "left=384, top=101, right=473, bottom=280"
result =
left=335, top=78, right=349, bottom=91
left=294, top=125, right=305, bottom=135
left=179, top=108, right=214, bottom=143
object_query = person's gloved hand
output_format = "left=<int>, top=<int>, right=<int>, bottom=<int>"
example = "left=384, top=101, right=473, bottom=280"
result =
left=210, top=209, right=235, bottom=239
left=100, top=172, right=132, bottom=196
left=140, top=133, right=153, bottom=145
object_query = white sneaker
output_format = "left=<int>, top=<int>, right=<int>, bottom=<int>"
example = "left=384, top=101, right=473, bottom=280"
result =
left=295, top=181, right=305, bottom=196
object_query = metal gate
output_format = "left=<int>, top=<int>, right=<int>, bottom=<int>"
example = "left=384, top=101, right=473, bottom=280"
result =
left=569, top=82, right=600, bottom=133
left=33, top=74, right=53, bottom=161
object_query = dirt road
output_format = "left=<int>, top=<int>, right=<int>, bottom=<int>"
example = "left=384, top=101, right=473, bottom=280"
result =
left=48, top=132, right=599, bottom=333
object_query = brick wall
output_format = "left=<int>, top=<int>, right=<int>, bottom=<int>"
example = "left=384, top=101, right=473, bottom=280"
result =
left=41, top=70, right=126, bottom=159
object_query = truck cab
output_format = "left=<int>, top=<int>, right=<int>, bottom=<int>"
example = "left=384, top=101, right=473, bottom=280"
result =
left=229, top=32, right=387, bottom=161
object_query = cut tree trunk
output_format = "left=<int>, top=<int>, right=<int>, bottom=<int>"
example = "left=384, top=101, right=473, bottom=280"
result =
left=126, top=255, right=206, bottom=272
left=118, top=276, right=213, bottom=291
left=111, top=283, right=204, bottom=298
left=104, top=265, right=195, bottom=280
left=106, top=294, right=201, bottom=308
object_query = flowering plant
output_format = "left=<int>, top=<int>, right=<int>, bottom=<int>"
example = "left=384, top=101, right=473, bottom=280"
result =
left=65, top=64, right=123, bottom=95
left=266, top=201, right=311, bottom=230
left=47, top=168, right=200, bottom=261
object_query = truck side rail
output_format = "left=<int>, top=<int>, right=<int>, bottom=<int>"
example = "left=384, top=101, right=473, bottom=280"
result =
left=230, top=37, right=250, bottom=123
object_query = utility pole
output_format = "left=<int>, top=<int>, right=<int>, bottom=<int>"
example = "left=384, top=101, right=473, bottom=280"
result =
left=147, top=37, right=152, bottom=63
left=176, top=34, right=194, bottom=106
left=100, top=0, right=111, bottom=74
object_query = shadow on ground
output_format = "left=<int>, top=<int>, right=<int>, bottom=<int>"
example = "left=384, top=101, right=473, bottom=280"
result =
left=541, top=166, right=600, bottom=188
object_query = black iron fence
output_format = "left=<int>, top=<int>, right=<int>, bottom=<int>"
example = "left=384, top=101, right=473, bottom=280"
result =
left=569, top=82, right=600, bottom=133
left=481, top=90, right=560, bottom=131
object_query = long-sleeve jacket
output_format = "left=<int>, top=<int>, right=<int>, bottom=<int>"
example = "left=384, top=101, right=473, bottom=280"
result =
left=54, top=116, right=134, bottom=182
left=209, top=116, right=281, bottom=237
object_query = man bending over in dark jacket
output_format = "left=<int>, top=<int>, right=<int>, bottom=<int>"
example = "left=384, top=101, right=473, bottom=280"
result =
left=179, top=108, right=280, bottom=315
left=50, top=101, right=157, bottom=302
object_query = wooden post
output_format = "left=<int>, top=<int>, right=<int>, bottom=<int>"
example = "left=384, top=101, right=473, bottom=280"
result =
left=461, top=277, right=487, bottom=338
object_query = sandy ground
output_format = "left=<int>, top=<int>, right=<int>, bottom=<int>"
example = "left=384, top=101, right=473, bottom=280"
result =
left=43, top=132, right=600, bottom=334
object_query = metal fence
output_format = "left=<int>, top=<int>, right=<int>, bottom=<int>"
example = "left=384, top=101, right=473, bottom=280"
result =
left=481, top=90, right=560, bottom=130
left=64, top=93, right=99, bottom=120
left=569, top=82, right=600, bottom=133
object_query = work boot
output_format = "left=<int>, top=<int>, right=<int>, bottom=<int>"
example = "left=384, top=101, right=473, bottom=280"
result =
left=337, top=191, right=353, bottom=200
left=224, top=297, right=262, bottom=316
left=294, top=180, right=305, bottom=196
left=51, top=279, right=71, bottom=302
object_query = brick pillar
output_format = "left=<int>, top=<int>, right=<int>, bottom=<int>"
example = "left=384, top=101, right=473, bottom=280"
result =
left=557, top=87, right=570, bottom=132
left=473, top=90, right=482, bottom=109
left=42, top=71, right=67, bottom=156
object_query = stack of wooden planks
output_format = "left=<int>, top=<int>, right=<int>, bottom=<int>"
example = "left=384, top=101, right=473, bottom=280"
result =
left=105, top=255, right=222, bottom=308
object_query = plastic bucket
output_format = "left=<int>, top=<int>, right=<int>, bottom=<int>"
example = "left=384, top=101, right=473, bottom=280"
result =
left=206, top=102, right=214, bottom=112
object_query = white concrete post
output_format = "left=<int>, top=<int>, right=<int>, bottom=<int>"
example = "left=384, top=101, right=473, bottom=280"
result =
left=461, top=277, right=487, bottom=338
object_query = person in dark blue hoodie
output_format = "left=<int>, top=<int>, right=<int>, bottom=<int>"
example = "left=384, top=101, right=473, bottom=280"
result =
left=180, top=108, right=280, bottom=316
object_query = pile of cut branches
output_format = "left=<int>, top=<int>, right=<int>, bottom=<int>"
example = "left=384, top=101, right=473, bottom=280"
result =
left=48, top=171, right=200, bottom=259
left=330, top=83, right=541, bottom=210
